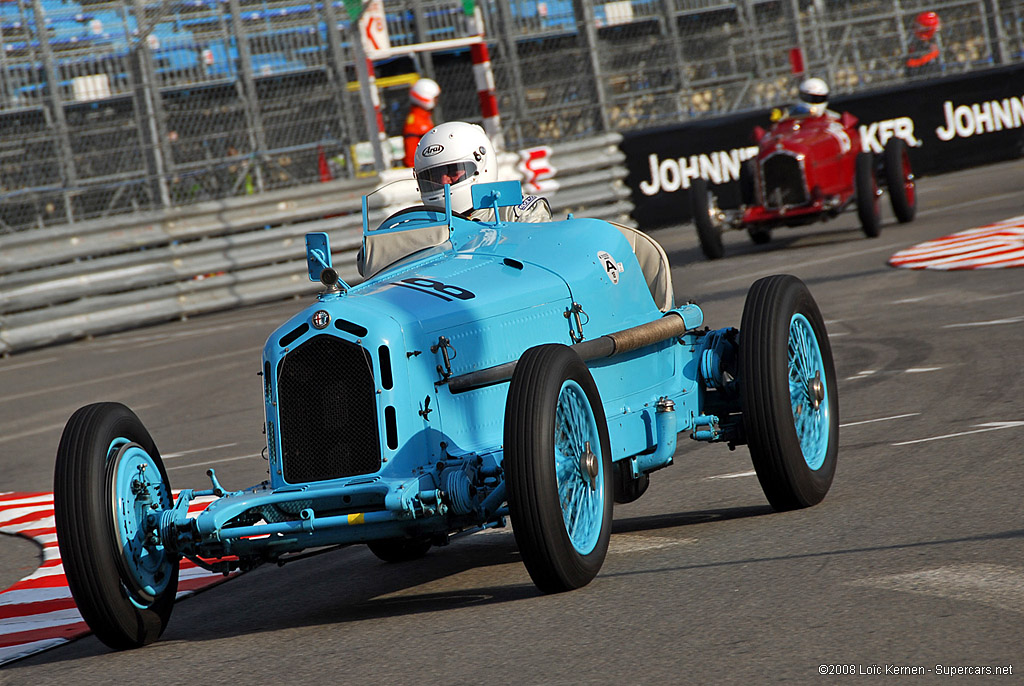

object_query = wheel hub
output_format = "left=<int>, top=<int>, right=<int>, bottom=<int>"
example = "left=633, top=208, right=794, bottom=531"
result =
left=808, top=371, right=825, bottom=410
left=580, top=441, right=599, bottom=491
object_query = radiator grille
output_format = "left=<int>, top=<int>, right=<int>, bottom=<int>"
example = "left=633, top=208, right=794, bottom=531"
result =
left=761, top=153, right=808, bottom=207
left=277, top=335, right=381, bottom=483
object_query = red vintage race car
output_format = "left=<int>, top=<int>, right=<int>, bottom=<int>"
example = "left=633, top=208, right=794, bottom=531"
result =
left=691, top=108, right=917, bottom=259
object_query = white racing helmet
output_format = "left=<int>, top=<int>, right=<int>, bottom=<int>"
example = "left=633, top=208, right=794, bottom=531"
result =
left=409, top=78, right=440, bottom=110
left=414, top=122, right=497, bottom=214
left=798, top=77, right=830, bottom=116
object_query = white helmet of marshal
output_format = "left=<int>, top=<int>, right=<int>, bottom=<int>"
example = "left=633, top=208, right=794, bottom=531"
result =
left=414, top=121, right=497, bottom=214
left=798, top=77, right=830, bottom=116
left=409, top=78, right=441, bottom=110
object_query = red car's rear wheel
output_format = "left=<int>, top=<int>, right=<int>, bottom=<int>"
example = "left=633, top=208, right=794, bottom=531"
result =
left=855, top=152, right=882, bottom=238
left=884, top=138, right=917, bottom=223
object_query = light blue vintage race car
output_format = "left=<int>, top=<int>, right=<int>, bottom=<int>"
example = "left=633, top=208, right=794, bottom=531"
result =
left=54, top=180, right=838, bottom=650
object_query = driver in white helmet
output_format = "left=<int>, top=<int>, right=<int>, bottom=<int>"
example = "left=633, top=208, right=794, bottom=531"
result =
left=787, top=77, right=838, bottom=119
left=414, top=121, right=551, bottom=223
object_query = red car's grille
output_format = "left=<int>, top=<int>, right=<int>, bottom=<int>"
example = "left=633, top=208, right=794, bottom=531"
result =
left=277, top=335, right=382, bottom=483
left=761, top=153, right=809, bottom=207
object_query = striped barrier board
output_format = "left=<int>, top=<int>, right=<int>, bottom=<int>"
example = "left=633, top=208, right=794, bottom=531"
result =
left=0, top=491, right=238, bottom=666
left=889, top=216, right=1024, bottom=270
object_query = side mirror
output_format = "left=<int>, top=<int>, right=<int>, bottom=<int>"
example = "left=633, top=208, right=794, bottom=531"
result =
left=841, top=111, right=858, bottom=129
left=305, top=232, right=332, bottom=283
left=752, top=125, right=767, bottom=143
left=471, top=180, right=524, bottom=212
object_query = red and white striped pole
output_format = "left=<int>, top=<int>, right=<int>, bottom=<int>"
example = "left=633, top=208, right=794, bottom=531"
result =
left=365, top=57, right=392, bottom=166
left=470, top=41, right=504, bottom=151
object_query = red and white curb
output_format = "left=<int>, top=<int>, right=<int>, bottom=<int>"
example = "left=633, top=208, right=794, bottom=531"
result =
left=889, top=216, right=1024, bottom=270
left=0, top=491, right=235, bottom=665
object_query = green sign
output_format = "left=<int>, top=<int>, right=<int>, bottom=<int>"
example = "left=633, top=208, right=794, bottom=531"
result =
left=342, top=0, right=363, bottom=20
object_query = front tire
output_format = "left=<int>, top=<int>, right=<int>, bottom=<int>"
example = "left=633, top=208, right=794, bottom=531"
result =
left=739, top=276, right=838, bottom=511
left=54, top=403, right=179, bottom=650
left=855, top=151, right=882, bottom=237
left=691, top=177, right=725, bottom=260
left=505, top=344, right=613, bottom=593
left=739, top=158, right=757, bottom=207
left=884, top=138, right=917, bottom=223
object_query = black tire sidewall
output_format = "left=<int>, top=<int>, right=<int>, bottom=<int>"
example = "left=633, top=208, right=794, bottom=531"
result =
left=54, top=402, right=178, bottom=650
left=739, top=159, right=757, bottom=206
left=690, top=177, right=725, bottom=259
left=884, top=139, right=917, bottom=223
left=505, top=345, right=613, bottom=592
left=855, top=152, right=882, bottom=237
left=740, top=276, right=839, bottom=511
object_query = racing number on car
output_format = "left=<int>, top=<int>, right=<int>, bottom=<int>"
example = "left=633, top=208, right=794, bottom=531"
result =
left=394, top=277, right=476, bottom=302
left=598, top=251, right=623, bottom=285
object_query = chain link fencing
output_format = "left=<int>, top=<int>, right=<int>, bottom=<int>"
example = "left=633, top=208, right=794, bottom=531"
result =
left=1, top=0, right=1020, bottom=231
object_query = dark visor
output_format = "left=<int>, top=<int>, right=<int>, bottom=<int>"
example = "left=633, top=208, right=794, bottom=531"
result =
left=801, top=92, right=828, bottom=104
left=415, top=161, right=478, bottom=195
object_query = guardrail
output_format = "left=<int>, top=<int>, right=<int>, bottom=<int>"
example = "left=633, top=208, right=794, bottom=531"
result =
left=0, top=178, right=378, bottom=355
left=0, top=133, right=635, bottom=355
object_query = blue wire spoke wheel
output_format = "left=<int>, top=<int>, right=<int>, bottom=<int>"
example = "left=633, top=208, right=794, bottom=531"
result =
left=740, top=275, right=839, bottom=511
left=554, top=380, right=605, bottom=555
left=505, top=344, right=613, bottom=593
left=787, top=313, right=831, bottom=471
left=54, top=403, right=180, bottom=650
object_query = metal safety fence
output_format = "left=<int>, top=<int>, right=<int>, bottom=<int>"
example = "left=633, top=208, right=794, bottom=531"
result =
left=0, top=131, right=631, bottom=353
left=1, top=0, right=1021, bottom=233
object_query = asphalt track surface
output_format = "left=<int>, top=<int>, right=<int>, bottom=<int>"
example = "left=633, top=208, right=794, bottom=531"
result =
left=1, top=159, right=1022, bottom=685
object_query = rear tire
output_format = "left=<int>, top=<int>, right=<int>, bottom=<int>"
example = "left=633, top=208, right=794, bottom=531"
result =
left=613, top=460, right=650, bottom=504
left=691, top=177, right=725, bottom=260
left=855, top=152, right=882, bottom=238
left=739, top=276, right=838, bottom=511
left=505, top=344, right=613, bottom=593
left=54, top=403, right=179, bottom=650
left=884, top=139, right=917, bottom=223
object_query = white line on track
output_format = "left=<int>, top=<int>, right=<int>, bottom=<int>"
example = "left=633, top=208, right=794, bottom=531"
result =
left=0, top=357, right=58, bottom=373
left=851, top=563, right=1024, bottom=615
left=891, top=295, right=937, bottom=304
left=892, top=421, right=1024, bottom=446
left=840, top=413, right=920, bottom=428
left=915, top=188, right=1024, bottom=217
left=943, top=315, right=1024, bottom=328
left=703, top=242, right=905, bottom=286
left=609, top=534, right=697, bottom=554
left=0, top=403, right=157, bottom=445
left=705, top=470, right=757, bottom=480
left=0, top=422, right=68, bottom=445
left=96, top=320, right=280, bottom=353
left=163, top=442, right=239, bottom=459
left=846, top=367, right=943, bottom=380
left=164, top=452, right=263, bottom=470
left=0, top=348, right=260, bottom=405
left=971, top=288, right=1024, bottom=302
